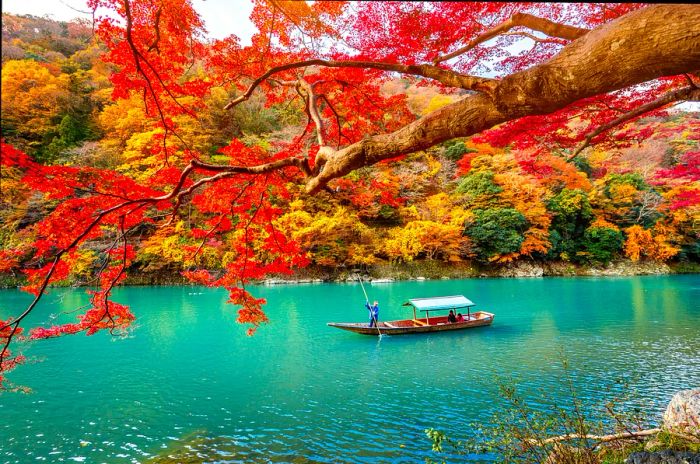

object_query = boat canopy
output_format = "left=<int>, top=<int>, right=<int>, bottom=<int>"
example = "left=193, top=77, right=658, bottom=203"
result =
left=403, top=295, right=475, bottom=312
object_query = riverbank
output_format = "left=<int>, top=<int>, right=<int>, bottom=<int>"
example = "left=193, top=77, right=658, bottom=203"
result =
left=249, top=259, right=700, bottom=285
left=1, top=259, right=698, bottom=288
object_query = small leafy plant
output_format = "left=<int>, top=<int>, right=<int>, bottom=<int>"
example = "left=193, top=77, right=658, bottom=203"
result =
left=425, top=355, right=664, bottom=464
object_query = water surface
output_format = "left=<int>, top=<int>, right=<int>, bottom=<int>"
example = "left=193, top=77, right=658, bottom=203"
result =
left=1, top=275, right=699, bottom=462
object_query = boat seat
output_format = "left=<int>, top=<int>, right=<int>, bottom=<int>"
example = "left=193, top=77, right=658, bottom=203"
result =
left=412, top=319, right=427, bottom=326
left=383, top=322, right=397, bottom=328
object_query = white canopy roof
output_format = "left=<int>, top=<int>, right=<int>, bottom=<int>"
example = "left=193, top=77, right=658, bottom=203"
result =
left=404, top=295, right=475, bottom=312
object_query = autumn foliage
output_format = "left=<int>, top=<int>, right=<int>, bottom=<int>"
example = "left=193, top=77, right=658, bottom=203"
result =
left=1, top=2, right=699, bottom=388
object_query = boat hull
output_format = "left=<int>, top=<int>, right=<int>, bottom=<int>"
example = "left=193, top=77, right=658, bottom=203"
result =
left=327, top=311, right=494, bottom=335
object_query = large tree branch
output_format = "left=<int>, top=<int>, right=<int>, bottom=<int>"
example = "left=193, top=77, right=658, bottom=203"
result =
left=527, top=428, right=661, bottom=446
left=223, top=59, right=496, bottom=110
left=165, top=156, right=311, bottom=222
left=297, top=79, right=326, bottom=146
left=304, top=4, right=700, bottom=193
left=434, top=12, right=590, bottom=64
left=0, top=155, right=308, bottom=352
left=569, top=85, right=700, bottom=160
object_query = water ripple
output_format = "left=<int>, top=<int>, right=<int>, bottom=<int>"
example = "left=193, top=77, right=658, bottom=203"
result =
left=1, top=276, right=699, bottom=463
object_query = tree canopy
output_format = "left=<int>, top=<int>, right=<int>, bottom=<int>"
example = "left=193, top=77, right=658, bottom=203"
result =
left=1, top=1, right=699, bottom=388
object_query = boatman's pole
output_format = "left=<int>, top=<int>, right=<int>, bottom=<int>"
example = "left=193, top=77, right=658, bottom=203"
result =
left=358, top=275, right=369, bottom=303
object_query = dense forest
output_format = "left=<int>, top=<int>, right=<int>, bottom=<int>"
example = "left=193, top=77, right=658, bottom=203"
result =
left=1, top=11, right=698, bottom=289
left=1, top=1, right=699, bottom=390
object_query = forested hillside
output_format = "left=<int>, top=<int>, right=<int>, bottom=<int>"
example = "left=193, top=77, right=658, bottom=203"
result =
left=2, top=2, right=700, bottom=388
left=1, top=12, right=699, bottom=288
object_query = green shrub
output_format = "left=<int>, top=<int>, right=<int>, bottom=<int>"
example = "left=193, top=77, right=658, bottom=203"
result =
left=581, top=226, right=623, bottom=264
left=465, top=208, right=527, bottom=262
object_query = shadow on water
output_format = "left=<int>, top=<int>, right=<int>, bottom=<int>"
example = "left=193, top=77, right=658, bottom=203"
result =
left=146, top=430, right=385, bottom=464
left=144, top=430, right=310, bottom=464
left=145, top=430, right=490, bottom=464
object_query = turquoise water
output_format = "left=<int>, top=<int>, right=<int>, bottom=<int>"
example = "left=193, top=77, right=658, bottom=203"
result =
left=1, top=276, right=699, bottom=463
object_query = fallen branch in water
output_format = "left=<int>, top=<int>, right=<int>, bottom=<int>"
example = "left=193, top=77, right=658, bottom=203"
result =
left=527, top=428, right=661, bottom=446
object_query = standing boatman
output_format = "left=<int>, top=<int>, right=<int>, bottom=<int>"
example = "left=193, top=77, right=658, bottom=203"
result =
left=366, top=300, right=380, bottom=327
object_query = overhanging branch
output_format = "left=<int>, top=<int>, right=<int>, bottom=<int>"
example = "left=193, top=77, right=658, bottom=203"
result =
left=301, top=5, right=700, bottom=193
left=434, top=12, right=590, bottom=64
left=569, top=85, right=700, bottom=160
left=0, top=154, right=311, bottom=369
left=223, top=59, right=496, bottom=110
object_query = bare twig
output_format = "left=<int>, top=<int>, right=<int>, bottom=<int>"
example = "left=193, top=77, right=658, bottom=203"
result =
left=434, top=12, right=589, bottom=63
left=502, top=31, right=565, bottom=45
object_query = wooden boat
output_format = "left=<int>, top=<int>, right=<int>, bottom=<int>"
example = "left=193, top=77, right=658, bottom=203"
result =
left=327, top=295, right=494, bottom=335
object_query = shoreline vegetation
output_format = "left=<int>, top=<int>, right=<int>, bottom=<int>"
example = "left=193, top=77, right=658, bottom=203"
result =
left=2, top=12, right=699, bottom=300
left=1, top=259, right=698, bottom=289
left=426, top=387, right=700, bottom=464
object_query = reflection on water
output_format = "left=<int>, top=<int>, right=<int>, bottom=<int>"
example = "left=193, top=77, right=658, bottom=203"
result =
left=146, top=428, right=340, bottom=464
left=0, top=275, right=699, bottom=463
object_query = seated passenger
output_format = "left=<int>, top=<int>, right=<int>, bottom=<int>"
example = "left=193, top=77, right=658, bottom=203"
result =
left=456, top=312, right=464, bottom=322
left=447, top=310, right=457, bottom=323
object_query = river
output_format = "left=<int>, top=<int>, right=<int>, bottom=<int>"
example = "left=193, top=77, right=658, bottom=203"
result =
left=1, top=275, right=699, bottom=463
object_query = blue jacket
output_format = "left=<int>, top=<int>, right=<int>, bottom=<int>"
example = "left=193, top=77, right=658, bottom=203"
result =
left=366, top=302, right=379, bottom=318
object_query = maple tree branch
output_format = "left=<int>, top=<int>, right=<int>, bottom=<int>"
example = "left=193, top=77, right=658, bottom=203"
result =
left=1, top=144, right=319, bottom=378
left=502, top=31, right=538, bottom=42
left=224, top=59, right=496, bottom=110
left=338, top=79, right=395, bottom=114
left=97, top=217, right=128, bottom=333
left=267, top=0, right=315, bottom=51
left=298, top=79, right=325, bottom=146
left=147, top=6, right=162, bottom=53
left=188, top=215, right=225, bottom=264
left=0, top=154, right=305, bottom=354
left=318, top=94, right=350, bottom=148
left=165, top=156, right=312, bottom=225
left=123, top=1, right=169, bottom=125
left=164, top=155, right=314, bottom=224
left=683, top=73, right=698, bottom=87
left=599, top=101, right=626, bottom=114
left=190, top=157, right=308, bottom=176
left=0, top=256, right=63, bottom=334
left=123, top=0, right=196, bottom=162
left=302, top=5, right=700, bottom=193
left=569, top=85, right=700, bottom=160
left=434, top=12, right=590, bottom=64
left=238, top=181, right=268, bottom=287
left=1, top=191, right=166, bottom=335
left=0, top=255, right=60, bottom=371
left=294, top=86, right=316, bottom=146
left=0, top=203, right=143, bottom=352
left=502, top=31, right=566, bottom=45
left=0, top=323, right=21, bottom=370
left=80, top=221, right=139, bottom=288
